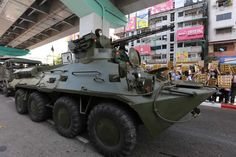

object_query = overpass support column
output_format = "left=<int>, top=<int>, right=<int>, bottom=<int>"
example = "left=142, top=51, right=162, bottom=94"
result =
left=79, top=13, right=110, bottom=37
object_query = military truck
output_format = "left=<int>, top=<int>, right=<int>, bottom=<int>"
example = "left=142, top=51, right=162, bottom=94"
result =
left=0, top=58, right=41, bottom=96
left=10, top=26, right=215, bottom=157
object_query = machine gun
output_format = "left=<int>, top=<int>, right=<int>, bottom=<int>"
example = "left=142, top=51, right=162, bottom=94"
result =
left=111, top=24, right=175, bottom=48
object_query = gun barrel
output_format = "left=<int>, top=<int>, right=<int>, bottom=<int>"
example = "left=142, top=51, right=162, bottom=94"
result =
left=112, top=24, right=174, bottom=46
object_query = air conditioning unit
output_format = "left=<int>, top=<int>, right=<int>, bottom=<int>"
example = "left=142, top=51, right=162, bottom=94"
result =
left=0, top=0, right=8, bottom=14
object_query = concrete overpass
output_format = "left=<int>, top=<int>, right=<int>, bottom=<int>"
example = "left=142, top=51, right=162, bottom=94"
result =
left=0, top=0, right=165, bottom=50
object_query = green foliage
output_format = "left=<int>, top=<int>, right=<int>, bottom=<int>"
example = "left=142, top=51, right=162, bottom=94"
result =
left=54, top=55, right=62, bottom=65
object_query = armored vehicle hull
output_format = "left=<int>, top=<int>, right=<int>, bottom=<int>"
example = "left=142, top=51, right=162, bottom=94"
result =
left=10, top=60, right=214, bottom=156
left=10, top=28, right=215, bottom=157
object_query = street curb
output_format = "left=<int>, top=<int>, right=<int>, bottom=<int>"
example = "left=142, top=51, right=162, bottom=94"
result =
left=200, top=102, right=236, bottom=110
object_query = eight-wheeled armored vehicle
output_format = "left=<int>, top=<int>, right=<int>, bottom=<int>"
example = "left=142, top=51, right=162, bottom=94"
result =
left=0, top=58, right=41, bottom=96
left=10, top=26, right=215, bottom=157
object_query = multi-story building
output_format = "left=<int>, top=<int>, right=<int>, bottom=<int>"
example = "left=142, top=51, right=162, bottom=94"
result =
left=114, top=0, right=208, bottom=65
left=208, top=0, right=236, bottom=63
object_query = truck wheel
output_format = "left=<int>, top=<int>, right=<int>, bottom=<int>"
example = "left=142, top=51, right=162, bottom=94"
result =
left=53, top=97, right=86, bottom=138
left=15, top=89, right=28, bottom=114
left=28, top=92, right=50, bottom=122
left=2, top=84, right=9, bottom=97
left=88, top=103, right=137, bottom=157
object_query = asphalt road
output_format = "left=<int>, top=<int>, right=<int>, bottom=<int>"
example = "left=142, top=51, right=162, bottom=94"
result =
left=0, top=95, right=236, bottom=157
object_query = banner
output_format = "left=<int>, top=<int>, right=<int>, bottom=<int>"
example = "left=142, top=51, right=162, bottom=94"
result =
left=125, top=13, right=136, bottom=32
left=134, top=45, right=151, bottom=55
left=176, top=52, right=188, bottom=62
left=136, top=9, right=149, bottom=29
left=150, top=0, right=173, bottom=15
left=177, top=25, right=204, bottom=41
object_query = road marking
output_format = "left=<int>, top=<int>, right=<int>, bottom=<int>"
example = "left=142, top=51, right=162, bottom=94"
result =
left=76, top=136, right=89, bottom=144
left=47, top=120, right=55, bottom=125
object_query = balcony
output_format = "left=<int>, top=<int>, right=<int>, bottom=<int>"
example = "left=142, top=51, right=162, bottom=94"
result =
left=176, top=46, right=202, bottom=53
left=178, top=14, right=204, bottom=23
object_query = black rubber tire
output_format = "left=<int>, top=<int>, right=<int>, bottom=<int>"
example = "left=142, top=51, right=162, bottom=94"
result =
left=88, top=103, right=137, bottom=157
left=2, top=84, right=9, bottom=97
left=28, top=92, right=50, bottom=122
left=15, top=89, right=28, bottom=114
left=53, top=97, right=86, bottom=138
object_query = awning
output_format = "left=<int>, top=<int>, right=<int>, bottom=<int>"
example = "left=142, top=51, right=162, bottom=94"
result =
left=0, top=46, right=29, bottom=56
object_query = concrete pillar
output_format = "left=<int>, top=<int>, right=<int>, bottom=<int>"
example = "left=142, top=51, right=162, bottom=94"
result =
left=79, top=13, right=110, bottom=37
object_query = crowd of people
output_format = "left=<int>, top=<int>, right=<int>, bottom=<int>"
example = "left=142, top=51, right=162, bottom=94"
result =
left=168, top=66, right=236, bottom=104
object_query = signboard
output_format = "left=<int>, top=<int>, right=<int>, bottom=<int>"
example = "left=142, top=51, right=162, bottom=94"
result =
left=150, top=0, right=173, bottom=15
left=136, top=9, right=149, bottom=29
left=175, top=0, right=203, bottom=9
left=177, top=25, right=204, bottom=41
left=197, top=60, right=204, bottom=67
left=134, top=45, right=151, bottom=55
left=125, top=13, right=136, bottom=32
left=176, top=52, right=188, bottom=62
left=219, top=56, right=236, bottom=65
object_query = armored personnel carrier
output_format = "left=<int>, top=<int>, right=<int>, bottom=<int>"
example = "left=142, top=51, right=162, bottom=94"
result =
left=0, top=58, right=41, bottom=96
left=10, top=26, right=215, bottom=157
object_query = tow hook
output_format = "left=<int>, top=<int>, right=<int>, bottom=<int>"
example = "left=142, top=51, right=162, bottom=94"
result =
left=191, top=107, right=200, bottom=118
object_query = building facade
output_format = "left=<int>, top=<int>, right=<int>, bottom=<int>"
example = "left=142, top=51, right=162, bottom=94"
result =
left=115, top=0, right=208, bottom=65
left=208, top=0, right=236, bottom=64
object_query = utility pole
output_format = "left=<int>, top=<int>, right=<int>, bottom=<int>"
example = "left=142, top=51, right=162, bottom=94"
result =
left=51, top=46, right=55, bottom=65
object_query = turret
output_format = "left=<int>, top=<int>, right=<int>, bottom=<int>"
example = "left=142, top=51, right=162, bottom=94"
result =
left=68, top=24, right=174, bottom=63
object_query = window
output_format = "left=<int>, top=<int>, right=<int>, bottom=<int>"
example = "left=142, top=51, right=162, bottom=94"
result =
left=216, top=27, right=232, bottom=34
left=125, top=33, right=129, bottom=37
left=162, top=54, right=167, bottom=59
left=162, top=45, right=167, bottom=49
left=218, top=0, right=232, bottom=7
left=156, top=46, right=162, bottom=50
left=156, top=36, right=162, bottom=40
left=162, top=16, right=167, bottom=21
left=188, top=53, right=196, bottom=58
left=170, top=33, right=174, bottom=42
left=170, top=13, right=175, bottom=22
left=170, top=44, right=174, bottom=52
left=184, top=42, right=197, bottom=47
left=170, top=53, right=174, bottom=61
left=131, top=41, right=134, bottom=46
left=151, top=46, right=162, bottom=50
left=178, top=12, right=183, bottom=17
left=178, top=22, right=183, bottom=28
left=178, top=43, right=183, bottom=48
left=216, top=13, right=232, bottom=21
left=162, top=35, right=167, bottom=40
left=137, top=39, right=140, bottom=43
left=214, top=45, right=227, bottom=52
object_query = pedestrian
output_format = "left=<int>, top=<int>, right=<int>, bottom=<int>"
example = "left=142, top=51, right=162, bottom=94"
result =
left=230, top=74, right=236, bottom=104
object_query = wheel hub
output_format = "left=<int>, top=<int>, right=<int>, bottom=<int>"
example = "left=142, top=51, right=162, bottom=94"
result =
left=96, top=118, right=120, bottom=146
left=57, top=108, right=71, bottom=129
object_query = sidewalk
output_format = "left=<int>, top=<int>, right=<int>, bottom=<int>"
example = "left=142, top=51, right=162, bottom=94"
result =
left=200, top=101, right=236, bottom=110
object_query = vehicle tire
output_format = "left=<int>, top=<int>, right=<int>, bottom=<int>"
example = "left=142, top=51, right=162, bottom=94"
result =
left=15, top=89, right=28, bottom=114
left=28, top=92, right=50, bottom=122
left=2, top=84, right=9, bottom=97
left=53, top=97, right=86, bottom=138
left=88, top=103, right=137, bottom=157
